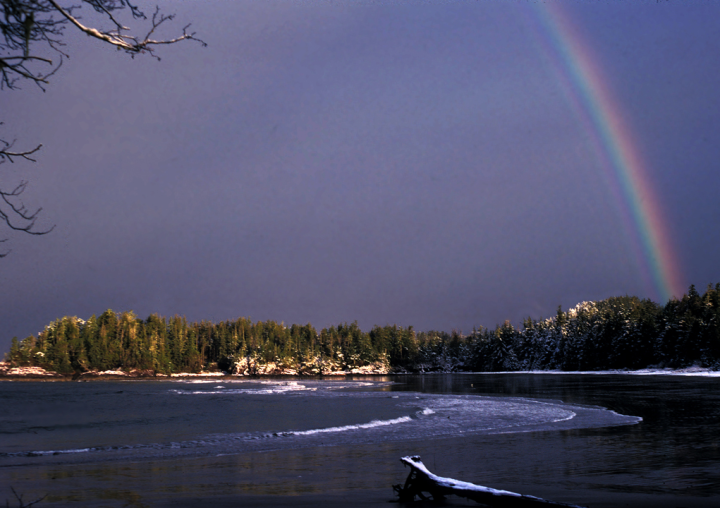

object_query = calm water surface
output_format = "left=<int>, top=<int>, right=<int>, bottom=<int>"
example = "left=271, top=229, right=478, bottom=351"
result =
left=1, top=374, right=719, bottom=507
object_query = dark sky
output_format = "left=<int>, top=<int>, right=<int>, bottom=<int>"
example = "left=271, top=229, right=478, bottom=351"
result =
left=2, top=1, right=719, bottom=353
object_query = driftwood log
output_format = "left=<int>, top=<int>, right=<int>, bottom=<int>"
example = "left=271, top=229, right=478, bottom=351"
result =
left=393, top=456, right=587, bottom=508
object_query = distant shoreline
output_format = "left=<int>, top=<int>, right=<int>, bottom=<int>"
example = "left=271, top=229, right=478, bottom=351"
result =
left=8, top=289, right=720, bottom=379
left=1, top=362, right=718, bottom=381
left=0, top=361, right=392, bottom=381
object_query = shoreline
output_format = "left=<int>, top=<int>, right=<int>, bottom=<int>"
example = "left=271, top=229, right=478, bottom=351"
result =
left=1, top=362, right=718, bottom=381
left=0, top=361, right=394, bottom=381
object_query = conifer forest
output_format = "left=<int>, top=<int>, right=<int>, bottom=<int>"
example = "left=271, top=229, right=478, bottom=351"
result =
left=6, top=284, right=720, bottom=375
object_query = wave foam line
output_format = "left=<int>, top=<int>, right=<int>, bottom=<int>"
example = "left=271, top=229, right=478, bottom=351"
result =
left=170, top=387, right=315, bottom=395
left=285, top=416, right=412, bottom=436
left=552, top=411, right=576, bottom=423
left=2, top=447, right=92, bottom=458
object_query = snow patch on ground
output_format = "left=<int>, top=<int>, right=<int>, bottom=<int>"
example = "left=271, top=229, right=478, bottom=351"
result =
left=469, top=367, right=720, bottom=377
left=0, top=362, right=60, bottom=377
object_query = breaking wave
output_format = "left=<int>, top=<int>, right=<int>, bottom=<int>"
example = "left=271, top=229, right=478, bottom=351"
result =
left=277, top=416, right=413, bottom=436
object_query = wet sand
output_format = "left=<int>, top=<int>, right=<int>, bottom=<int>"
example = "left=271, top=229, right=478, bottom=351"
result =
left=7, top=431, right=720, bottom=508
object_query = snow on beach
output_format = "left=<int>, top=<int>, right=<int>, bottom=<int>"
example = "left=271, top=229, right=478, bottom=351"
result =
left=0, top=363, right=61, bottom=377
left=470, top=366, right=720, bottom=377
left=2, top=361, right=720, bottom=379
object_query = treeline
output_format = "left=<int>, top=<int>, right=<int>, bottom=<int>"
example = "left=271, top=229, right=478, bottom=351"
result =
left=415, top=283, right=720, bottom=372
left=6, top=284, right=720, bottom=374
left=5, top=311, right=415, bottom=374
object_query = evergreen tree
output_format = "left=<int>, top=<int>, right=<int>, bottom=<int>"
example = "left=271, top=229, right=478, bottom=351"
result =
left=14, top=283, right=720, bottom=376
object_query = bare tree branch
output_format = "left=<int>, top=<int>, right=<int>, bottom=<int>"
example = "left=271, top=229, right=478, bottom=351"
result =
left=45, top=0, right=205, bottom=58
left=0, top=0, right=203, bottom=253
left=0, top=179, right=56, bottom=235
left=0, top=134, right=53, bottom=237
left=0, top=140, right=42, bottom=163
left=1, top=0, right=205, bottom=89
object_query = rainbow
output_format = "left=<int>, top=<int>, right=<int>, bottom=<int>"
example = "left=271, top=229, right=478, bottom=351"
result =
left=529, top=3, right=685, bottom=303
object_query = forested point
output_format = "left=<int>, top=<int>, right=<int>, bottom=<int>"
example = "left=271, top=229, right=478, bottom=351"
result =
left=5, top=284, right=720, bottom=375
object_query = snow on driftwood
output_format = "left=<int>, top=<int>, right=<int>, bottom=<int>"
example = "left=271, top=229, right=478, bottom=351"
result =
left=394, top=456, right=586, bottom=507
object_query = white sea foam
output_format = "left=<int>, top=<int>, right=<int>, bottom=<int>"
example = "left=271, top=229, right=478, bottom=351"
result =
left=170, top=388, right=316, bottom=395
left=286, top=416, right=412, bottom=436
left=17, top=447, right=92, bottom=457
left=169, top=383, right=316, bottom=395
left=259, top=380, right=382, bottom=390
left=4, top=386, right=639, bottom=464
left=168, top=378, right=392, bottom=396
left=553, top=411, right=576, bottom=423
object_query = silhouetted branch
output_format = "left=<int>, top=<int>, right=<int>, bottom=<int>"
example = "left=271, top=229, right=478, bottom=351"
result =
left=0, top=140, right=42, bottom=163
left=0, top=179, right=55, bottom=235
left=0, top=135, right=53, bottom=239
left=44, top=0, right=205, bottom=59
left=0, top=0, right=202, bottom=252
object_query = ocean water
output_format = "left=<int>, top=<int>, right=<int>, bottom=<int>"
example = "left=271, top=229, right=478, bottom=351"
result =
left=1, top=374, right=719, bottom=507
